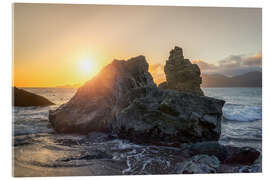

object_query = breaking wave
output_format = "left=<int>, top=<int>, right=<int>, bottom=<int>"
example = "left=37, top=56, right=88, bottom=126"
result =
left=223, top=103, right=262, bottom=122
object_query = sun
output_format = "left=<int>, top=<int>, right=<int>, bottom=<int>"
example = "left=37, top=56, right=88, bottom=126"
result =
left=78, top=59, right=96, bottom=76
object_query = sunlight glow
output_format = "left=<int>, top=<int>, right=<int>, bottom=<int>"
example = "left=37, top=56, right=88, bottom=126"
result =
left=78, top=58, right=97, bottom=76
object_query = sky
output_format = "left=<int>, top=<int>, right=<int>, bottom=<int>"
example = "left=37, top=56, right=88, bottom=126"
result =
left=13, top=3, right=262, bottom=87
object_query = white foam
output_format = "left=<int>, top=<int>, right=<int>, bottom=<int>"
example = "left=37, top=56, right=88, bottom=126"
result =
left=223, top=104, right=262, bottom=122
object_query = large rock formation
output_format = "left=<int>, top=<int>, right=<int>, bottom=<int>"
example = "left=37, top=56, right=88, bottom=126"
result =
left=13, top=87, right=54, bottom=107
left=112, top=87, right=224, bottom=145
left=49, top=56, right=156, bottom=134
left=159, top=46, right=204, bottom=96
left=49, top=55, right=225, bottom=145
left=48, top=49, right=261, bottom=173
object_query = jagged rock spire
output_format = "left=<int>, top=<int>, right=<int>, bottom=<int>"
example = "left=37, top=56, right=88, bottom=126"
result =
left=160, top=46, right=204, bottom=96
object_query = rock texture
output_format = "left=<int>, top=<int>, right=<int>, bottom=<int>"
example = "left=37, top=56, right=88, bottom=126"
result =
left=159, top=46, right=204, bottom=96
left=112, top=87, right=224, bottom=145
left=13, top=87, right=54, bottom=107
left=184, top=141, right=260, bottom=165
left=176, top=155, right=220, bottom=174
left=49, top=55, right=225, bottom=145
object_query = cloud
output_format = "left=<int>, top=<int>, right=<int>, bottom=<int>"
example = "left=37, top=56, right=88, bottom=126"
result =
left=191, top=59, right=218, bottom=71
left=149, top=51, right=262, bottom=83
left=192, top=51, right=262, bottom=76
left=218, top=55, right=242, bottom=68
left=242, top=52, right=262, bottom=66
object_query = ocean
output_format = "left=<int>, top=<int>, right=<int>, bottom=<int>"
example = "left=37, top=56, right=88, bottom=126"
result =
left=12, top=87, right=262, bottom=176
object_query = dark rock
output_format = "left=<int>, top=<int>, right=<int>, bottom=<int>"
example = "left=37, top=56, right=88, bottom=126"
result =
left=175, top=154, right=220, bottom=174
left=13, top=87, right=54, bottom=107
left=223, top=146, right=260, bottom=165
left=86, top=132, right=111, bottom=143
left=159, top=46, right=204, bottom=96
left=158, top=81, right=168, bottom=89
left=112, top=87, right=225, bottom=145
left=60, top=150, right=113, bottom=162
left=186, top=141, right=260, bottom=165
left=49, top=55, right=225, bottom=146
left=233, top=164, right=262, bottom=173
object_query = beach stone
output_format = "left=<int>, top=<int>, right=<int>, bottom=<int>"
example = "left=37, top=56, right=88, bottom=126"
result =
left=223, top=146, right=260, bottom=165
left=86, top=132, right=111, bottom=143
left=49, top=54, right=225, bottom=145
left=186, top=141, right=260, bottom=165
left=13, top=87, right=54, bottom=107
left=235, top=164, right=262, bottom=173
left=159, top=46, right=204, bottom=96
left=175, top=154, right=220, bottom=174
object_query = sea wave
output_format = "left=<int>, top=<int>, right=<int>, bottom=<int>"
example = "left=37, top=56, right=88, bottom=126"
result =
left=223, top=103, right=262, bottom=122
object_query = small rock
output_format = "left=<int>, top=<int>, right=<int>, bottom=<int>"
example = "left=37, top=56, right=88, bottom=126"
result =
left=186, top=141, right=260, bottom=165
left=87, top=132, right=110, bottom=143
left=176, top=154, right=220, bottom=174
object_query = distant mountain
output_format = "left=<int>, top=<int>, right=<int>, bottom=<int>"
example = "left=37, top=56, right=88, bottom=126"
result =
left=201, top=71, right=262, bottom=87
left=54, top=83, right=81, bottom=88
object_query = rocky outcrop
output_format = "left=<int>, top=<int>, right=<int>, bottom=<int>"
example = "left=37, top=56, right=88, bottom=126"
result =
left=46, top=49, right=262, bottom=173
left=183, top=141, right=260, bottom=165
left=49, top=55, right=225, bottom=145
left=174, top=142, right=261, bottom=174
left=49, top=56, right=156, bottom=134
left=13, top=87, right=54, bottom=107
left=112, top=87, right=224, bottom=145
left=175, top=155, right=220, bottom=174
left=159, top=46, right=204, bottom=96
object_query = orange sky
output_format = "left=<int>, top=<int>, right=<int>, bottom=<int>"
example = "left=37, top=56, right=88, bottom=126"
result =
left=13, top=3, right=261, bottom=87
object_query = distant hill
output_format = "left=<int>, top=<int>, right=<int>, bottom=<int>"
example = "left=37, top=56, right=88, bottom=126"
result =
left=54, top=83, right=81, bottom=88
left=201, top=71, right=262, bottom=87
left=13, top=87, right=54, bottom=106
